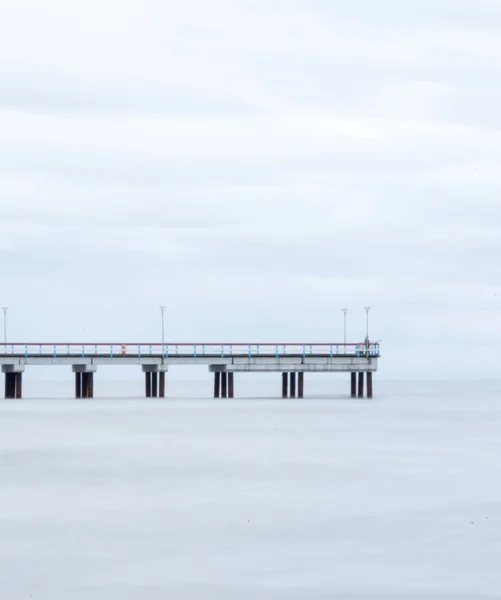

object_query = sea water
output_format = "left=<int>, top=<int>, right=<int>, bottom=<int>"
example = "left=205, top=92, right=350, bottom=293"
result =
left=1, top=379, right=500, bottom=599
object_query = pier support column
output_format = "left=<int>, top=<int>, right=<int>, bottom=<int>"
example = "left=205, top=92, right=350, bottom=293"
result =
left=290, top=372, right=296, bottom=398
left=221, top=372, right=227, bottom=399
left=228, top=373, right=234, bottom=399
left=87, top=373, right=94, bottom=399
left=298, top=372, right=304, bottom=399
left=2, top=366, right=26, bottom=399
left=367, top=372, right=373, bottom=399
left=75, top=372, right=82, bottom=399
left=214, top=372, right=221, bottom=398
left=282, top=373, right=288, bottom=398
left=4, top=373, right=14, bottom=399
left=151, top=372, right=158, bottom=398
left=15, top=373, right=22, bottom=399
left=72, top=366, right=97, bottom=399
left=81, top=373, right=88, bottom=398
left=159, top=371, right=165, bottom=398
left=351, top=373, right=357, bottom=398
left=142, top=366, right=167, bottom=398
left=358, top=372, right=365, bottom=399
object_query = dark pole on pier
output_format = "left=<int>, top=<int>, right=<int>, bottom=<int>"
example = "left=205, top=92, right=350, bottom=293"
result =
left=298, top=372, right=304, bottom=398
left=358, top=372, right=364, bottom=399
left=214, top=372, right=220, bottom=398
left=282, top=373, right=288, bottom=398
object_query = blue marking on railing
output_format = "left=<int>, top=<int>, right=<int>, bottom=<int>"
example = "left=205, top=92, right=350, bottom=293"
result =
left=194, top=345, right=197, bottom=358
left=248, top=345, right=251, bottom=358
left=202, top=345, right=205, bottom=355
left=302, top=345, right=306, bottom=359
left=176, top=345, right=178, bottom=355
left=25, top=345, right=28, bottom=358
left=310, top=345, right=312, bottom=355
left=110, top=345, right=113, bottom=358
left=138, top=345, right=141, bottom=358
left=165, top=345, right=169, bottom=358
left=230, top=345, right=233, bottom=355
left=356, top=346, right=360, bottom=358
left=81, top=345, right=85, bottom=358
left=283, top=345, right=286, bottom=355
left=221, top=345, right=224, bottom=358
left=149, top=345, right=152, bottom=355
left=330, top=345, right=333, bottom=358
left=53, top=345, right=56, bottom=358
left=257, top=345, right=260, bottom=355
left=67, top=345, right=70, bottom=355
left=11, top=345, right=14, bottom=355
left=95, top=345, right=97, bottom=355
left=276, top=345, right=279, bottom=358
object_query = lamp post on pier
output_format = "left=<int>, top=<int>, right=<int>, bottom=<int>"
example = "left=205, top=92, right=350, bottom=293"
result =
left=159, top=306, right=165, bottom=356
left=364, top=306, right=371, bottom=346
left=2, top=307, right=7, bottom=350
left=342, top=308, right=348, bottom=353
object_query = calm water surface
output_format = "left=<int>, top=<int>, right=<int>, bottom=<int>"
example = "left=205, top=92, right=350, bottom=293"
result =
left=1, top=379, right=500, bottom=599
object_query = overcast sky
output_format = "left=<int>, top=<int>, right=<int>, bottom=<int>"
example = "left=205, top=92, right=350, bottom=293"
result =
left=1, top=0, right=501, bottom=379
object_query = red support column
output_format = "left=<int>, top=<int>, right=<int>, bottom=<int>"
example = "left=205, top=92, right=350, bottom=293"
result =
left=298, top=372, right=304, bottom=398
left=152, top=372, right=158, bottom=398
left=351, top=372, right=357, bottom=398
left=228, top=373, right=234, bottom=399
left=87, top=373, right=94, bottom=399
left=159, top=371, right=165, bottom=398
left=358, top=372, right=364, bottom=399
left=290, top=372, right=296, bottom=398
left=367, top=372, right=373, bottom=399
left=282, top=373, right=288, bottom=398
left=15, top=372, right=22, bottom=399
left=214, top=372, right=220, bottom=398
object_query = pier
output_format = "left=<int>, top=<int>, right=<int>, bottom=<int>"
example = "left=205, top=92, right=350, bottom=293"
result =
left=0, top=342, right=380, bottom=399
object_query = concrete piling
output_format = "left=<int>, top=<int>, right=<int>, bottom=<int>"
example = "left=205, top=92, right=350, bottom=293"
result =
left=228, top=372, right=234, bottom=399
left=367, top=372, right=373, bottom=399
left=145, top=372, right=151, bottom=398
left=75, top=372, right=82, bottom=399
left=87, top=372, right=94, bottom=399
left=298, top=372, right=304, bottom=398
left=221, top=372, right=227, bottom=399
left=152, top=372, right=158, bottom=398
left=15, top=373, right=22, bottom=399
left=358, top=372, right=365, bottom=399
left=282, top=373, right=288, bottom=398
left=290, top=372, right=296, bottom=398
left=82, top=373, right=88, bottom=398
left=2, top=367, right=25, bottom=399
left=214, top=372, right=221, bottom=398
left=5, top=373, right=13, bottom=399
left=351, top=372, right=357, bottom=398
left=159, top=371, right=165, bottom=398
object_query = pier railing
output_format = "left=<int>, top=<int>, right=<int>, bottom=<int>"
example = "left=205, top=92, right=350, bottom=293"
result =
left=0, top=342, right=380, bottom=359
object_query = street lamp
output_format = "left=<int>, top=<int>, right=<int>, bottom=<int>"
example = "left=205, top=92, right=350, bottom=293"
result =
left=159, top=306, right=165, bottom=356
left=342, top=308, right=348, bottom=352
left=364, top=306, right=371, bottom=344
left=2, top=307, right=7, bottom=349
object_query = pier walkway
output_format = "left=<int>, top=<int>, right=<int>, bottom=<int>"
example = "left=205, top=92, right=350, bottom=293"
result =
left=0, top=342, right=380, bottom=399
